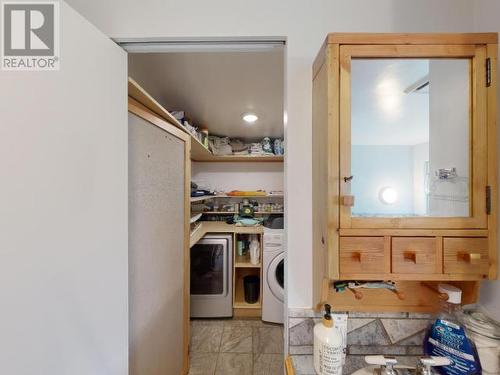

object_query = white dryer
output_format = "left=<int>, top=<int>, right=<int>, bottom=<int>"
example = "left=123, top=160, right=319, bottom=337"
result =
left=262, top=228, right=284, bottom=324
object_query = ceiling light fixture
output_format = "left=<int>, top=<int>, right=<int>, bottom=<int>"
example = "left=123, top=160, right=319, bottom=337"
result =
left=242, top=113, right=258, bottom=123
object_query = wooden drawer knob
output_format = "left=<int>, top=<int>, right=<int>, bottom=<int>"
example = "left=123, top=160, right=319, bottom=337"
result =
left=393, top=290, right=405, bottom=300
left=458, top=252, right=481, bottom=264
left=349, top=288, right=363, bottom=300
left=352, top=251, right=366, bottom=262
left=403, top=250, right=418, bottom=264
left=342, top=195, right=355, bottom=206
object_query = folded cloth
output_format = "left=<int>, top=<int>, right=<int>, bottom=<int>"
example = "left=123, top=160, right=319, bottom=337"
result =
left=209, top=136, right=233, bottom=155
left=249, top=142, right=264, bottom=155
left=233, top=150, right=250, bottom=155
left=230, top=139, right=247, bottom=152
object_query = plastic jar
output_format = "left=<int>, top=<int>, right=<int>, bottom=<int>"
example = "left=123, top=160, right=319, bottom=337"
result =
left=462, top=309, right=500, bottom=375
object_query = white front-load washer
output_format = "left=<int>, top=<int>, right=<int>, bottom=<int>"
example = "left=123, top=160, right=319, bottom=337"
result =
left=263, top=228, right=284, bottom=323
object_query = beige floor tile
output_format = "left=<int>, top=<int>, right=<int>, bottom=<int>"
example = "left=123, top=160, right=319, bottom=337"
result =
left=191, top=319, right=226, bottom=327
left=190, top=325, right=224, bottom=353
left=188, top=353, right=218, bottom=375
left=253, top=353, right=284, bottom=375
left=252, top=327, right=284, bottom=354
left=189, top=319, right=284, bottom=374
left=215, top=353, right=253, bottom=375
left=223, top=319, right=262, bottom=328
left=220, top=327, right=253, bottom=353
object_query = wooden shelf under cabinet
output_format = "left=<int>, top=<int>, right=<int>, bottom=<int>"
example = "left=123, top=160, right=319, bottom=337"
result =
left=320, top=280, right=480, bottom=313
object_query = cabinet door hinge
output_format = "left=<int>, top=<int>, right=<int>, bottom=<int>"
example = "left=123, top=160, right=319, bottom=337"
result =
left=486, top=185, right=492, bottom=215
left=486, top=58, right=492, bottom=87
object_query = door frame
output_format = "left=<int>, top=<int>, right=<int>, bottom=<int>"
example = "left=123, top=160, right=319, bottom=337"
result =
left=339, top=44, right=489, bottom=229
left=122, top=37, right=288, bottom=357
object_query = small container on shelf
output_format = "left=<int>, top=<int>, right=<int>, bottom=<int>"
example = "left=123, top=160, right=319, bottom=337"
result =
left=243, top=275, right=260, bottom=304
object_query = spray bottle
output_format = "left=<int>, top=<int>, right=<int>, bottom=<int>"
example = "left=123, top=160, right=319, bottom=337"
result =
left=423, top=284, right=482, bottom=374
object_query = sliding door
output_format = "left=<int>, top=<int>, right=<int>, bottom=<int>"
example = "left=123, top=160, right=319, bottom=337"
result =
left=128, top=100, right=190, bottom=374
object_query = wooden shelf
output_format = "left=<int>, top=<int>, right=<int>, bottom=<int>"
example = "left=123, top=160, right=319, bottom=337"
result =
left=192, top=147, right=284, bottom=162
left=233, top=265, right=262, bottom=310
left=220, top=194, right=283, bottom=198
left=202, top=211, right=283, bottom=215
left=233, top=301, right=262, bottom=309
left=128, top=78, right=187, bottom=132
left=190, top=195, right=215, bottom=202
left=189, top=221, right=263, bottom=247
left=191, top=195, right=283, bottom=203
left=235, top=254, right=261, bottom=268
left=189, top=223, right=204, bottom=247
left=323, top=280, right=480, bottom=313
left=128, top=78, right=284, bottom=163
left=234, top=274, right=261, bottom=309
left=191, top=135, right=283, bottom=162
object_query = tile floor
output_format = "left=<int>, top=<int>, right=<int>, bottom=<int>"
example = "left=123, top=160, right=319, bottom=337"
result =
left=189, top=318, right=284, bottom=375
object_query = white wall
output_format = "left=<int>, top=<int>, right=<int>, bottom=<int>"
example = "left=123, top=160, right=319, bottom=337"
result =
left=192, top=162, right=284, bottom=192
left=0, top=3, right=128, bottom=374
left=474, top=0, right=500, bottom=321
left=66, top=0, right=474, bottom=308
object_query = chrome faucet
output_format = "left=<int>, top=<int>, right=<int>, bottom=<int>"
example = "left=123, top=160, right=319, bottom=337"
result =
left=416, top=356, right=451, bottom=375
left=364, top=355, right=452, bottom=375
left=364, top=356, right=401, bottom=375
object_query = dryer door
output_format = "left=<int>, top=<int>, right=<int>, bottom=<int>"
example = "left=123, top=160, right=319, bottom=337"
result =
left=267, top=252, right=285, bottom=302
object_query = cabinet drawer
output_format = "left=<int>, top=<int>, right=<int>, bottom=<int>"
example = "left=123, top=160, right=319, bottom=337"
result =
left=340, top=237, right=385, bottom=274
left=443, top=238, right=489, bottom=275
left=392, top=237, right=440, bottom=274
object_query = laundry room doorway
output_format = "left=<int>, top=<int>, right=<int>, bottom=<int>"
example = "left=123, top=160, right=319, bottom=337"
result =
left=120, top=38, right=287, bottom=374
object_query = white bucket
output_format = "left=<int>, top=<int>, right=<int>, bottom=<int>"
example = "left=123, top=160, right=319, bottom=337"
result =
left=463, top=309, right=500, bottom=375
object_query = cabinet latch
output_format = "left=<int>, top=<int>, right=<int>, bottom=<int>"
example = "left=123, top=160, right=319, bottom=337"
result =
left=486, top=185, right=492, bottom=215
left=486, top=58, right=492, bottom=87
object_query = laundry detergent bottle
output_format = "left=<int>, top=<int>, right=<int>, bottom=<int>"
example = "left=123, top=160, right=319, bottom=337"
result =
left=313, top=304, right=343, bottom=375
left=424, top=284, right=482, bottom=375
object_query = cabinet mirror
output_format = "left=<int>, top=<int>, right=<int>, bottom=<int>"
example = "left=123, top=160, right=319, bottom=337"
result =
left=350, top=58, right=471, bottom=218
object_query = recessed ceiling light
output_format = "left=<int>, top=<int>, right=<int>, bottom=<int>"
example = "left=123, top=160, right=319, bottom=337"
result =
left=242, top=113, right=258, bottom=123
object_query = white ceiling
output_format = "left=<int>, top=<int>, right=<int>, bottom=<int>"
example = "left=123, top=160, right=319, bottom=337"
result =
left=352, top=59, right=430, bottom=146
left=128, top=50, right=284, bottom=139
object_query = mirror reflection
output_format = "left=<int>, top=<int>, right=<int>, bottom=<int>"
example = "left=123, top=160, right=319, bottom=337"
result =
left=351, top=58, right=470, bottom=217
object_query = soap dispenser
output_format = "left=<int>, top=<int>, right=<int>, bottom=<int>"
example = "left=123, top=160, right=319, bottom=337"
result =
left=314, top=304, right=343, bottom=375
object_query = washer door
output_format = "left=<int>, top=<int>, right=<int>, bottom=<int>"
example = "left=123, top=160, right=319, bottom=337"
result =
left=267, top=252, right=284, bottom=302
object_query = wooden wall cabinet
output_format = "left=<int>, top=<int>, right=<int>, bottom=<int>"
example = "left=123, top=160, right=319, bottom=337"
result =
left=312, top=33, right=498, bottom=312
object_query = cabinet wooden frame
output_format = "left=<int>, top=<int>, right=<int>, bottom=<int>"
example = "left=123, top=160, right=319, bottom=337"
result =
left=339, top=44, right=488, bottom=230
left=312, top=33, right=498, bottom=312
left=128, top=96, right=191, bottom=374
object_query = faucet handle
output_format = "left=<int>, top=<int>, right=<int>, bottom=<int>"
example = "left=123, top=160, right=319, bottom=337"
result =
left=365, top=356, right=398, bottom=366
left=417, top=356, right=452, bottom=375
left=365, top=356, right=398, bottom=375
